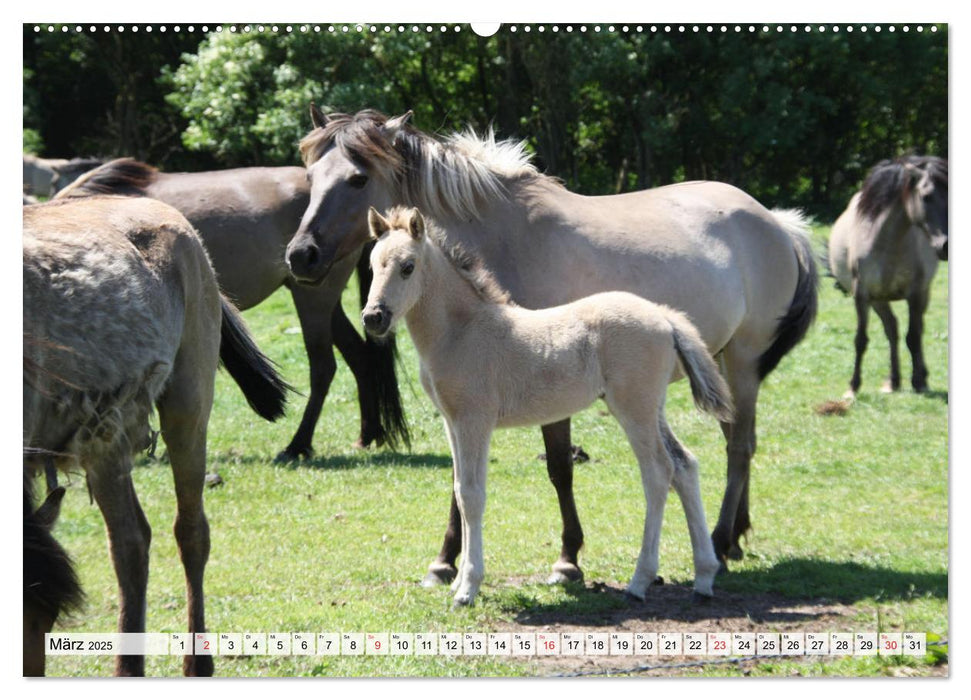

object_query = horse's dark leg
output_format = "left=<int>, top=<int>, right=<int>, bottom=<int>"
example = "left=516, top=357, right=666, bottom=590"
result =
left=906, top=289, right=931, bottom=393
left=872, top=300, right=901, bottom=392
left=87, top=459, right=151, bottom=676
left=44, top=457, right=59, bottom=494
left=277, top=284, right=340, bottom=460
left=849, top=293, right=870, bottom=395
left=543, top=419, right=585, bottom=584
left=422, top=492, right=462, bottom=587
left=711, top=347, right=760, bottom=566
left=331, top=305, right=384, bottom=447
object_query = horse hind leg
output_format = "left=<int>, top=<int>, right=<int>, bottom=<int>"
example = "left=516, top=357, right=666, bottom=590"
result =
left=87, top=455, right=152, bottom=676
left=848, top=293, right=870, bottom=397
left=542, top=419, right=585, bottom=584
left=872, top=301, right=901, bottom=392
left=711, top=344, right=760, bottom=564
left=662, top=418, right=720, bottom=598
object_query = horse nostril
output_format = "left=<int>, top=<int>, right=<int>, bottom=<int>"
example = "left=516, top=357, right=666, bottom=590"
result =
left=362, top=308, right=383, bottom=330
left=288, top=242, right=320, bottom=276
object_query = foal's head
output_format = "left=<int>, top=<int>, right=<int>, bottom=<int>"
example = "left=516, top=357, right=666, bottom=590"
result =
left=363, top=206, right=429, bottom=338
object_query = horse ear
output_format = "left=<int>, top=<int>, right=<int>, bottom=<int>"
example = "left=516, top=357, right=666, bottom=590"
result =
left=408, top=209, right=426, bottom=240
left=368, top=207, right=390, bottom=240
left=309, top=103, right=330, bottom=129
left=382, top=110, right=414, bottom=142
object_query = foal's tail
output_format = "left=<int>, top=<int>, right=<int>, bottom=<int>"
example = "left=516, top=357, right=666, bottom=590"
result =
left=668, top=312, right=735, bottom=423
left=219, top=296, right=291, bottom=421
left=759, top=209, right=819, bottom=379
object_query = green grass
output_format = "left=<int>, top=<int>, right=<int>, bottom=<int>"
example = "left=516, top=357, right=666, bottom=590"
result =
left=44, top=225, right=948, bottom=677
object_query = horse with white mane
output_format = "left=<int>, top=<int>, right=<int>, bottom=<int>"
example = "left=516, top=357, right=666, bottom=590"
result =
left=288, top=108, right=818, bottom=583
left=364, top=206, right=731, bottom=607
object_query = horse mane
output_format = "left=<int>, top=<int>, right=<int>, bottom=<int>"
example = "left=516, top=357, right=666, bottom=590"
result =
left=300, top=109, right=544, bottom=221
left=23, top=473, right=84, bottom=621
left=858, top=155, right=948, bottom=221
left=54, top=157, right=158, bottom=199
left=383, top=206, right=514, bottom=306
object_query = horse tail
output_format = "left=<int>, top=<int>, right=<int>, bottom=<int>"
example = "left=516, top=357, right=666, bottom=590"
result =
left=24, top=476, right=84, bottom=624
left=53, top=157, right=157, bottom=200
left=356, top=243, right=410, bottom=450
left=668, top=312, right=735, bottom=423
left=758, top=209, right=819, bottom=379
left=219, top=295, right=291, bottom=421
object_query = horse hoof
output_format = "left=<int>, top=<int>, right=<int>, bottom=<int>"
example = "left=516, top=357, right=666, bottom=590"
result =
left=624, top=587, right=646, bottom=602
left=716, top=560, right=730, bottom=576
left=842, top=389, right=857, bottom=401
left=422, top=564, right=457, bottom=587
left=880, top=380, right=899, bottom=394
left=185, top=654, right=214, bottom=677
left=274, top=447, right=313, bottom=463
left=692, top=591, right=714, bottom=605
left=548, top=561, right=584, bottom=585
left=725, top=543, right=744, bottom=561
left=653, top=575, right=664, bottom=586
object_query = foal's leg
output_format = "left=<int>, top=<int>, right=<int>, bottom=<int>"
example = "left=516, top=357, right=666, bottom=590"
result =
left=448, top=419, right=493, bottom=607
left=661, top=419, right=720, bottom=598
left=424, top=422, right=462, bottom=587
left=872, top=300, right=901, bottom=392
left=906, top=289, right=931, bottom=393
left=87, top=455, right=152, bottom=676
left=542, top=419, right=585, bottom=584
left=711, top=344, right=760, bottom=564
left=279, top=282, right=341, bottom=460
left=848, top=292, right=871, bottom=397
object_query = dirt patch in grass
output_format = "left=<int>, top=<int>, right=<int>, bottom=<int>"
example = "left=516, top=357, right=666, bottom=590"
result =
left=489, top=580, right=947, bottom=677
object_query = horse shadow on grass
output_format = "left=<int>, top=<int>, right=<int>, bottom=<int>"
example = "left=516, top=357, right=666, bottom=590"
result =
left=504, top=558, right=946, bottom=627
left=136, top=450, right=453, bottom=472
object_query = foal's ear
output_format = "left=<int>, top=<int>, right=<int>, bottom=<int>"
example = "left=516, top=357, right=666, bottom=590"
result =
left=309, top=103, right=330, bottom=129
left=368, top=207, right=391, bottom=240
left=382, top=110, right=414, bottom=141
left=408, top=209, right=426, bottom=240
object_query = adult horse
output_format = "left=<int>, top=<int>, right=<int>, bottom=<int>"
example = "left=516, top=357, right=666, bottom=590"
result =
left=828, top=156, right=948, bottom=397
left=23, top=154, right=101, bottom=197
left=286, top=108, right=818, bottom=582
left=57, top=158, right=407, bottom=458
left=24, top=196, right=289, bottom=675
left=24, top=471, right=83, bottom=677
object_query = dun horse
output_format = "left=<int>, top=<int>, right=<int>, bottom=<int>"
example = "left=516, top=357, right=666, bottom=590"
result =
left=287, top=108, right=818, bottom=582
left=23, top=472, right=83, bottom=677
left=57, top=158, right=407, bottom=458
left=364, top=207, right=731, bottom=606
left=828, top=156, right=948, bottom=396
left=24, top=196, right=289, bottom=675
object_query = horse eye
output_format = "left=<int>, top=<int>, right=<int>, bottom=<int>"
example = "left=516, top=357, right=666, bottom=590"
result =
left=348, top=174, right=368, bottom=189
left=401, top=260, right=415, bottom=278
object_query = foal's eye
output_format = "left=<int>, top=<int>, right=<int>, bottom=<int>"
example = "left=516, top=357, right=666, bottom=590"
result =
left=348, top=174, right=368, bottom=189
left=401, top=260, right=415, bottom=278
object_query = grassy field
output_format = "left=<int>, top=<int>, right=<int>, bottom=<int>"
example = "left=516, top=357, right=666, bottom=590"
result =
left=43, top=225, right=948, bottom=678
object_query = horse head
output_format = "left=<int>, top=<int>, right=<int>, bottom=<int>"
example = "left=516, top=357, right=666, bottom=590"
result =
left=904, top=158, right=948, bottom=261
left=286, top=107, right=412, bottom=285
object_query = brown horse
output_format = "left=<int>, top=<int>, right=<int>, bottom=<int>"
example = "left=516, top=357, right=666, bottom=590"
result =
left=24, top=196, right=288, bottom=676
left=828, top=156, right=948, bottom=396
left=286, top=108, right=818, bottom=582
left=57, top=158, right=407, bottom=458
left=23, top=470, right=83, bottom=677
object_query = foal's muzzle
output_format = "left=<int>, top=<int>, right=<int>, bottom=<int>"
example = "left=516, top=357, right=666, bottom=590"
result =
left=362, top=304, right=392, bottom=337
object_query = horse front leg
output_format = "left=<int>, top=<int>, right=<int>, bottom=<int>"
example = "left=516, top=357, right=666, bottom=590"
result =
left=423, top=422, right=462, bottom=587
left=848, top=293, right=870, bottom=397
left=542, top=419, right=585, bottom=584
left=906, top=290, right=930, bottom=393
left=331, top=304, right=384, bottom=447
left=872, top=300, right=901, bottom=392
left=278, top=284, right=340, bottom=460
left=448, top=420, right=492, bottom=607
left=87, top=458, right=152, bottom=676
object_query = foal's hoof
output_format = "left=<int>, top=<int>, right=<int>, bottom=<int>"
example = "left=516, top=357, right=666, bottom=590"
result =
left=452, top=595, right=475, bottom=608
left=422, top=563, right=457, bottom=588
left=692, top=591, right=714, bottom=605
left=548, top=561, right=584, bottom=585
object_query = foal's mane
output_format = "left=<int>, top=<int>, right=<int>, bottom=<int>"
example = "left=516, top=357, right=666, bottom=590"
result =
left=858, top=155, right=948, bottom=221
left=54, top=158, right=157, bottom=199
left=383, top=207, right=514, bottom=306
left=300, top=109, right=546, bottom=221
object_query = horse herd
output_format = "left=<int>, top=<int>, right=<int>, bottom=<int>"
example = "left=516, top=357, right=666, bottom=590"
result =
left=22, top=107, right=948, bottom=676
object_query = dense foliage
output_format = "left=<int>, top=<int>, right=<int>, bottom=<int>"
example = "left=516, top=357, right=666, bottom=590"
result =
left=24, top=24, right=947, bottom=218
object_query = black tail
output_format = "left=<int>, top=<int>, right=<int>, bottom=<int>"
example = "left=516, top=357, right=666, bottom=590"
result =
left=24, top=475, right=84, bottom=623
left=52, top=157, right=157, bottom=199
left=356, top=244, right=410, bottom=449
left=758, top=210, right=820, bottom=379
left=220, top=296, right=291, bottom=421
